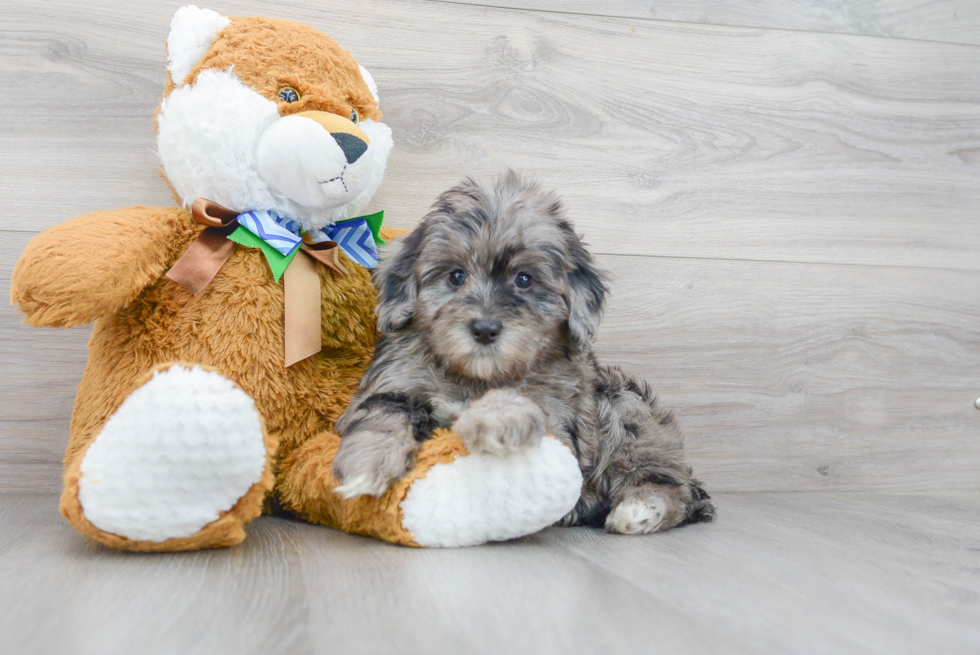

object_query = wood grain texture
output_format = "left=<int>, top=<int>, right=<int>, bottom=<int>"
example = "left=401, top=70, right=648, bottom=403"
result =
left=4, top=231, right=978, bottom=493
left=1, top=492, right=978, bottom=655
left=1, top=0, right=979, bottom=269
left=436, top=0, right=980, bottom=46
left=2, top=0, right=979, bottom=493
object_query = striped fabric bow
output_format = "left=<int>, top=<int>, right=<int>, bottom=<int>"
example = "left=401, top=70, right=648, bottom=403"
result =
left=235, top=209, right=383, bottom=274
left=166, top=199, right=386, bottom=367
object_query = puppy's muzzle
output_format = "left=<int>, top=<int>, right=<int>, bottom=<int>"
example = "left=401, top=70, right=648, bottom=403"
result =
left=470, top=319, right=501, bottom=345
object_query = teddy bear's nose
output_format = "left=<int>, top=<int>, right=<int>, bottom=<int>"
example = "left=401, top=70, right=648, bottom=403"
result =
left=331, top=132, right=368, bottom=164
left=291, top=110, right=371, bottom=164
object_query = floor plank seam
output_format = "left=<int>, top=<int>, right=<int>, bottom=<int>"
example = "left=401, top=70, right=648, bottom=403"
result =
left=425, top=0, right=980, bottom=49
left=592, top=250, right=980, bottom=275
left=4, top=227, right=977, bottom=276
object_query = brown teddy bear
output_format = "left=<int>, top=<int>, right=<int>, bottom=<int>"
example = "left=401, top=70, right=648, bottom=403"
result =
left=10, top=6, right=582, bottom=551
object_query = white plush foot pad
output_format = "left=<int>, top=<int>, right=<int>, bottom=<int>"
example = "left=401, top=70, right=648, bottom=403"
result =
left=400, top=437, right=583, bottom=548
left=78, top=366, right=267, bottom=543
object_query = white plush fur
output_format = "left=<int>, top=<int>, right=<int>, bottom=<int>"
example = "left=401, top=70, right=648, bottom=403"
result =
left=77, top=366, right=267, bottom=542
left=254, top=115, right=393, bottom=230
left=167, top=5, right=229, bottom=86
left=157, top=67, right=393, bottom=232
left=400, top=437, right=583, bottom=548
left=359, top=65, right=380, bottom=103
left=158, top=68, right=279, bottom=216
left=158, top=9, right=393, bottom=232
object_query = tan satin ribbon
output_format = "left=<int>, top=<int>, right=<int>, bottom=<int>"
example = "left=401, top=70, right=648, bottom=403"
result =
left=301, top=240, right=347, bottom=277
left=165, top=198, right=347, bottom=368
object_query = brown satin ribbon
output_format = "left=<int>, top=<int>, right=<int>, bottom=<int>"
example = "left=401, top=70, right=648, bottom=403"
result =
left=165, top=198, right=347, bottom=368
left=165, top=199, right=239, bottom=295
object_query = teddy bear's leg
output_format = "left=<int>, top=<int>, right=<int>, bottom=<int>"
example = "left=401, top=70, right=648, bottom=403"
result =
left=277, top=428, right=583, bottom=548
left=60, top=363, right=275, bottom=552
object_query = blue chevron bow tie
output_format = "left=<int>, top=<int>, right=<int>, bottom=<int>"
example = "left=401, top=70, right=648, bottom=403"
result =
left=234, top=209, right=384, bottom=273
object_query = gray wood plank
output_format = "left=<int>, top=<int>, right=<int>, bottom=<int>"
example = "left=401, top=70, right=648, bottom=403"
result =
left=0, top=233, right=980, bottom=491
left=1, top=0, right=978, bottom=270
left=435, top=0, right=980, bottom=46
left=594, top=254, right=980, bottom=493
left=0, top=493, right=755, bottom=655
left=3, top=0, right=979, bottom=493
left=4, top=232, right=978, bottom=493
left=1, top=492, right=977, bottom=655
left=546, top=491, right=980, bottom=655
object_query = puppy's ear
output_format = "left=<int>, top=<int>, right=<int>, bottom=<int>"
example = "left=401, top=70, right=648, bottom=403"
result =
left=564, top=229, right=609, bottom=346
left=374, top=225, right=425, bottom=332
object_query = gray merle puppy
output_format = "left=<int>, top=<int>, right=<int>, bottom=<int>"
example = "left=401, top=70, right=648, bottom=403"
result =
left=333, top=172, right=715, bottom=534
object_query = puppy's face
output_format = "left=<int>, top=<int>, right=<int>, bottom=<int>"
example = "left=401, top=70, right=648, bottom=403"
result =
left=375, top=173, right=608, bottom=382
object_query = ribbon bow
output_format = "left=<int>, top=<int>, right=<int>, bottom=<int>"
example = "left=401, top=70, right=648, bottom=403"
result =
left=165, top=199, right=384, bottom=367
left=233, top=209, right=383, bottom=278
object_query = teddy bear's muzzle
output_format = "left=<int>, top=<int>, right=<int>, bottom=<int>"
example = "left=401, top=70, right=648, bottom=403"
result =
left=292, top=110, right=371, bottom=162
left=254, top=111, right=372, bottom=209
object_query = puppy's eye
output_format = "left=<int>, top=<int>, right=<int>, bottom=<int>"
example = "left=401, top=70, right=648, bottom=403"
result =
left=278, top=87, right=300, bottom=103
left=515, top=272, right=533, bottom=289
left=448, top=268, right=467, bottom=287
left=349, top=107, right=359, bottom=124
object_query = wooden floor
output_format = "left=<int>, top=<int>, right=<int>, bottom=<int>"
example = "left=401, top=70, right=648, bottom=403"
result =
left=0, top=492, right=977, bottom=654
left=2, top=0, right=979, bottom=494
left=1, top=1, right=979, bottom=653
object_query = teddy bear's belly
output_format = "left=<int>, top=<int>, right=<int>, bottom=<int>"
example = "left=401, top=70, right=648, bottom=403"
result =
left=72, top=248, right=378, bottom=463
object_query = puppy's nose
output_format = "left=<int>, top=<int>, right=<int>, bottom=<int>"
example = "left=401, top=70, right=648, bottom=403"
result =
left=331, top=132, right=368, bottom=164
left=470, top=320, right=501, bottom=345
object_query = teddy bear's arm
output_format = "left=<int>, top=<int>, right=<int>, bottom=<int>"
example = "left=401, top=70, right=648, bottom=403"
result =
left=10, top=206, right=196, bottom=327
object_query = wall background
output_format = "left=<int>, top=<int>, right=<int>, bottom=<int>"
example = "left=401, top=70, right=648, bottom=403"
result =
left=2, top=0, right=978, bottom=492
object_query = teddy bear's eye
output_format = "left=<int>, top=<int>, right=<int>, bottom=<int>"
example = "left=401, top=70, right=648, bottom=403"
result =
left=349, top=108, right=359, bottom=124
left=278, top=87, right=300, bottom=103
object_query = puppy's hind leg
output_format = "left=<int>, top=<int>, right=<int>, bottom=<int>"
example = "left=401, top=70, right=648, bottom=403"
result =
left=605, top=480, right=715, bottom=534
left=590, top=365, right=716, bottom=535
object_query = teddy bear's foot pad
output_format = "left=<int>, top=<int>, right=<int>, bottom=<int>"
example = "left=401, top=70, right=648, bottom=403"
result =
left=400, top=437, right=583, bottom=548
left=77, top=365, right=267, bottom=543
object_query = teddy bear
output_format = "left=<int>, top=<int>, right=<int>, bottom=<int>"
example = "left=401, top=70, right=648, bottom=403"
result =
left=9, top=6, right=583, bottom=551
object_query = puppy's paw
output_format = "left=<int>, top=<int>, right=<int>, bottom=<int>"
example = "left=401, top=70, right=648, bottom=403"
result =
left=605, top=492, right=668, bottom=535
left=332, top=428, right=417, bottom=499
left=453, top=389, right=546, bottom=455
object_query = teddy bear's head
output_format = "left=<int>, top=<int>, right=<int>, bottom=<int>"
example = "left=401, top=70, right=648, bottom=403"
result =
left=157, top=6, right=392, bottom=232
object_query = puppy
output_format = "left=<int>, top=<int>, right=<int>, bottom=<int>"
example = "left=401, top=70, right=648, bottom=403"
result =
left=333, top=172, right=715, bottom=534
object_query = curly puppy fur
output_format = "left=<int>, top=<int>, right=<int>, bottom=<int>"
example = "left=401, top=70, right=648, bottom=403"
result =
left=333, top=172, right=715, bottom=534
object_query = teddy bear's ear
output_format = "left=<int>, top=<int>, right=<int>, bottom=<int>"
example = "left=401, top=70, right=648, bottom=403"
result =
left=167, top=5, right=230, bottom=86
left=359, top=65, right=380, bottom=104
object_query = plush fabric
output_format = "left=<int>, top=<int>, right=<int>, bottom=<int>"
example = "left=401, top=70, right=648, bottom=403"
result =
left=10, top=7, right=583, bottom=552
left=186, top=16, right=382, bottom=122
left=167, top=6, right=230, bottom=85
left=12, top=212, right=415, bottom=550
left=157, top=10, right=393, bottom=233
left=278, top=429, right=469, bottom=547
left=77, top=364, right=268, bottom=542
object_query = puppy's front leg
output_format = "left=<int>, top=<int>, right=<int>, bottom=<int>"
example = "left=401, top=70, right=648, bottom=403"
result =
left=333, top=393, right=437, bottom=499
left=453, top=389, right=546, bottom=455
